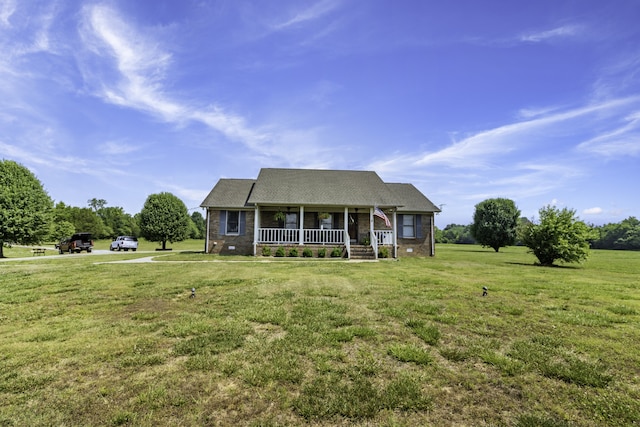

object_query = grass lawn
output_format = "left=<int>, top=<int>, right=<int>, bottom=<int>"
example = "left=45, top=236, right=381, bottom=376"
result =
left=1, top=244, right=639, bottom=426
left=1, top=239, right=206, bottom=258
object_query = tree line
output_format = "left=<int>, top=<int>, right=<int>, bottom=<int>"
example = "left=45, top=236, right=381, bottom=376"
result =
left=52, top=199, right=206, bottom=241
left=2, top=159, right=638, bottom=262
left=437, top=216, right=640, bottom=251
left=0, top=160, right=205, bottom=257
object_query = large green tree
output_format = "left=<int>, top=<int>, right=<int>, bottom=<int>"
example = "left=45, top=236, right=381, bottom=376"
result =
left=53, top=203, right=106, bottom=238
left=97, top=206, right=138, bottom=238
left=139, top=192, right=190, bottom=250
left=519, top=205, right=595, bottom=266
left=470, top=198, right=520, bottom=252
left=0, top=160, right=53, bottom=257
left=87, top=198, right=107, bottom=212
left=190, top=211, right=206, bottom=239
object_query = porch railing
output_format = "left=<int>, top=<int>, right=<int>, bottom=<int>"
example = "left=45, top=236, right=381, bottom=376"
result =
left=304, top=229, right=344, bottom=244
left=375, top=230, right=394, bottom=245
left=258, top=228, right=345, bottom=244
left=258, top=228, right=300, bottom=244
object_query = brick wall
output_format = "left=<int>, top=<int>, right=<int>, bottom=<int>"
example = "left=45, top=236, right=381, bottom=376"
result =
left=207, top=209, right=255, bottom=255
left=396, top=213, right=435, bottom=257
left=206, top=209, right=436, bottom=257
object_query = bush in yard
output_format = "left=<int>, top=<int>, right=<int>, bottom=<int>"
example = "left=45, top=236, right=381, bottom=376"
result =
left=302, top=248, right=313, bottom=257
left=318, top=248, right=327, bottom=258
left=378, top=246, right=390, bottom=258
left=275, top=246, right=285, bottom=257
left=519, top=205, right=595, bottom=266
left=261, top=246, right=271, bottom=256
left=288, top=247, right=299, bottom=257
left=331, top=247, right=343, bottom=258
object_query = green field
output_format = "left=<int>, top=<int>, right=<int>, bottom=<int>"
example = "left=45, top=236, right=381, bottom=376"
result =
left=3, top=238, right=206, bottom=257
left=1, top=245, right=639, bottom=426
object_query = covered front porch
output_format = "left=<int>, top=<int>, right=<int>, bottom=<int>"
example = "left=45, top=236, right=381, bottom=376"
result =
left=252, top=206, right=396, bottom=259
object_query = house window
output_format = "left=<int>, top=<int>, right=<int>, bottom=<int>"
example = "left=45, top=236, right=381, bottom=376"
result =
left=402, top=214, right=415, bottom=238
left=285, top=213, right=297, bottom=229
left=226, top=211, right=240, bottom=235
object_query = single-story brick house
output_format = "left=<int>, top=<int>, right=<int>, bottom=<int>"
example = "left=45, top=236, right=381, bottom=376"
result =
left=200, top=168, right=441, bottom=259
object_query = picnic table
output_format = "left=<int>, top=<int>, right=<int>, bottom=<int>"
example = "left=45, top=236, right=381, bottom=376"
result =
left=32, top=248, right=46, bottom=256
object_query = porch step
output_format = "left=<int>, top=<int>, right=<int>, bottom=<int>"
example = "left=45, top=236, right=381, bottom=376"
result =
left=349, top=245, right=376, bottom=260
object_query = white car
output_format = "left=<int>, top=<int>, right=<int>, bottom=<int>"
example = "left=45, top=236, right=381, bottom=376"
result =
left=110, top=236, right=138, bottom=251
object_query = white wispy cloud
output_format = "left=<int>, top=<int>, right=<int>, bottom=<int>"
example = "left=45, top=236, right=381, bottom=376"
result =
left=271, top=0, right=340, bottom=31
left=80, top=4, right=183, bottom=121
left=161, top=182, right=209, bottom=208
left=486, top=162, right=582, bottom=199
left=517, top=105, right=564, bottom=119
left=0, top=140, right=120, bottom=179
left=370, top=95, right=640, bottom=222
left=592, top=50, right=640, bottom=99
left=375, top=96, right=640, bottom=173
left=78, top=3, right=337, bottom=168
left=520, top=24, right=582, bottom=43
left=79, top=5, right=262, bottom=142
left=0, top=0, right=15, bottom=27
left=0, top=1, right=57, bottom=69
left=576, top=111, right=640, bottom=157
left=583, top=207, right=603, bottom=215
left=98, top=140, right=141, bottom=156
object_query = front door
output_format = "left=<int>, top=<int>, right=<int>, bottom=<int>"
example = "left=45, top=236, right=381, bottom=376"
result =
left=348, top=213, right=358, bottom=243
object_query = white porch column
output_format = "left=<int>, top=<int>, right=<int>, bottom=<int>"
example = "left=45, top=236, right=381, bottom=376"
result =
left=344, top=207, right=350, bottom=259
left=253, top=205, right=260, bottom=256
left=369, top=207, right=377, bottom=259
left=299, top=205, right=304, bottom=245
left=343, top=207, right=348, bottom=238
left=369, top=207, right=373, bottom=237
left=205, top=208, right=210, bottom=253
left=393, top=210, right=398, bottom=258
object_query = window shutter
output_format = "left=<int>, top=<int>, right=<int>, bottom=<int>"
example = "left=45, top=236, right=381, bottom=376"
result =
left=416, top=215, right=423, bottom=239
left=239, top=211, right=246, bottom=236
left=219, top=211, right=227, bottom=236
left=397, top=214, right=404, bottom=238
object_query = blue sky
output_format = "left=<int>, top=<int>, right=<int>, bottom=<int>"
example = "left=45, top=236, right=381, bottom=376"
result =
left=1, top=0, right=639, bottom=227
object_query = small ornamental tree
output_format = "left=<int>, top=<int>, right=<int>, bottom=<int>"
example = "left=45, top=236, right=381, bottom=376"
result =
left=470, top=198, right=520, bottom=252
left=519, top=205, right=595, bottom=266
left=139, top=192, right=190, bottom=250
left=0, top=160, right=54, bottom=257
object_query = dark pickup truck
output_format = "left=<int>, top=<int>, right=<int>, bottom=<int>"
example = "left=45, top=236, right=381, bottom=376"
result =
left=57, top=233, right=94, bottom=254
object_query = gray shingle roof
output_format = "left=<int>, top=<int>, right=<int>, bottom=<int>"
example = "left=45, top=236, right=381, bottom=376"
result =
left=200, top=169, right=440, bottom=213
left=200, top=179, right=255, bottom=208
left=385, top=183, right=441, bottom=213
left=247, top=168, right=400, bottom=207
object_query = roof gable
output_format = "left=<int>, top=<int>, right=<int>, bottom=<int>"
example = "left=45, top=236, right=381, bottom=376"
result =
left=386, top=183, right=441, bottom=213
left=200, top=179, right=255, bottom=208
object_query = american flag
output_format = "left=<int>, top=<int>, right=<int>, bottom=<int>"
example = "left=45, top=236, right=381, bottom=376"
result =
left=374, top=207, right=391, bottom=228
